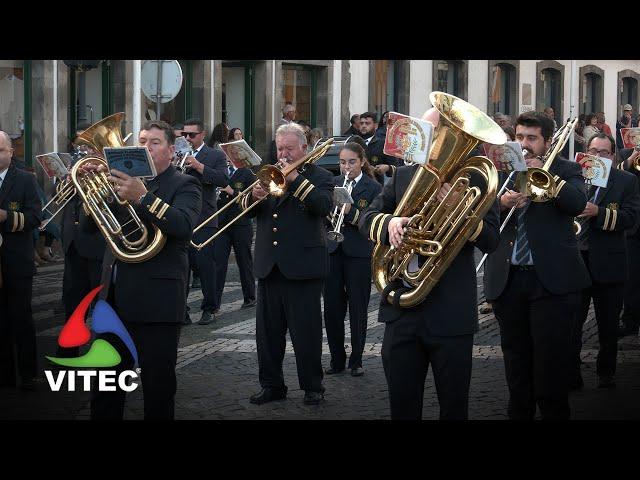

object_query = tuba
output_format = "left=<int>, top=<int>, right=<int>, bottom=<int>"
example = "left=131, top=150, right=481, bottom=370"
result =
left=371, top=92, right=505, bottom=308
left=70, top=113, right=166, bottom=263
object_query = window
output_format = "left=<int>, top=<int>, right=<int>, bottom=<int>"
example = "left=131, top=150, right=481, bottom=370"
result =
left=434, top=61, right=467, bottom=99
left=0, top=60, right=25, bottom=161
left=621, top=76, right=638, bottom=112
left=540, top=68, right=562, bottom=119
left=281, top=64, right=314, bottom=126
left=489, top=62, right=517, bottom=117
left=579, top=66, right=604, bottom=115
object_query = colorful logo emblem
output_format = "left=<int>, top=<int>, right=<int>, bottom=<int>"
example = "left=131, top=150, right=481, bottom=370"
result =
left=46, top=285, right=138, bottom=368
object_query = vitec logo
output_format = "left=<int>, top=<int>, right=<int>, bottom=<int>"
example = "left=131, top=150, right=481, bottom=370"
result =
left=45, top=285, right=140, bottom=392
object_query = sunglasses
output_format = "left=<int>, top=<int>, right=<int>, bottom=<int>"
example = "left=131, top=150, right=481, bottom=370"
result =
left=182, top=131, right=202, bottom=139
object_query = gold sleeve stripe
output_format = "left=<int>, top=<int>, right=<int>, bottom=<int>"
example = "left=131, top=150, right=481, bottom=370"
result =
left=352, top=209, right=360, bottom=225
left=553, top=175, right=561, bottom=182
left=610, top=209, right=618, bottom=231
left=603, top=208, right=611, bottom=231
left=293, top=179, right=310, bottom=198
left=299, top=183, right=315, bottom=202
left=376, top=214, right=391, bottom=243
left=148, top=197, right=162, bottom=214
left=468, top=220, right=484, bottom=242
left=555, top=179, right=566, bottom=196
left=19, top=212, right=25, bottom=231
left=369, top=213, right=384, bottom=241
left=11, top=212, right=18, bottom=232
left=156, top=203, right=170, bottom=219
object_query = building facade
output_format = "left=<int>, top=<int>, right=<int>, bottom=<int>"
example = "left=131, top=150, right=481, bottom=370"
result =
left=3, top=59, right=639, bottom=192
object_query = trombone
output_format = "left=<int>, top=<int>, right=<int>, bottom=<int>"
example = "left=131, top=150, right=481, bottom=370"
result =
left=39, top=177, right=77, bottom=231
left=475, top=119, right=578, bottom=273
left=327, top=174, right=354, bottom=242
left=190, top=138, right=334, bottom=251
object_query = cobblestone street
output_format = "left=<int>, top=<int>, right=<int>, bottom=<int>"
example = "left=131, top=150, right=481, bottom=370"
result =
left=2, top=249, right=640, bottom=420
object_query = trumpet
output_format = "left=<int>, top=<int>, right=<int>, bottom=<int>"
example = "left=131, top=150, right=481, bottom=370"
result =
left=190, top=138, right=334, bottom=251
left=173, top=136, right=193, bottom=173
left=327, top=174, right=354, bottom=242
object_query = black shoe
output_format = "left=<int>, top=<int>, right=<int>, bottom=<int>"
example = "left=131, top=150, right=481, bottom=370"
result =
left=598, top=375, right=616, bottom=389
left=241, top=299, right=257, bottom=309
left=303, top=390, right=325, bottom=405
left=618, top=324, right=639, bottom=337
left=350, top=367, right=364, bottom=377
left=325, top=366, right=345, bottom=375
left=249, top=388, right=287, bottom=405
left=197, top=311, right=216, bottom=325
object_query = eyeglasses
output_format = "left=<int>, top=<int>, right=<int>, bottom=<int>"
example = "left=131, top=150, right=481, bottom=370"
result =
left=587, top=148, right=611, bottom=156
left=182, top=131, right=202, bottom=139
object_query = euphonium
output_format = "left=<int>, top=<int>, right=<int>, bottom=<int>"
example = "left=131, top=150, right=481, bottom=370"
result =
left=70, top=113, right=166, bottom=263
left=371, top=92, right=505, bottom=308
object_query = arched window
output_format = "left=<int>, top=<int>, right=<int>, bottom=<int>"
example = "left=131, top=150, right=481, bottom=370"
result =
left=579, top=65, right=604, bottom=115
left=618, top=69, right=640, bottom=118
left=536, top=61, right=564, bottom=122
left=369, top=60, right=409, bottom=115
left=433, top=61, right=468, bottom=100
left=488, top=61, right=518, bottom=118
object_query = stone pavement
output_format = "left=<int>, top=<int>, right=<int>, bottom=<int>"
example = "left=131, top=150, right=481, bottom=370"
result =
left=2, top=250, right=640, bottom=420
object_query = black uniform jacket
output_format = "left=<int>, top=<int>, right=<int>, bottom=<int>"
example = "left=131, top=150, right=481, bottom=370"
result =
left=243, top=163, right=334, bottom=280
left=93, top=166, right=202, bottom=324
left=484, top=159, right=591, bottom=301
left=187, top=144, right=229, bottom=227
left=217, top=167, right=256, bottom=228
left=583, top=167, right=640, bottom=283
left=327, top=173, right=382, bottom=258
left=365, top=135, right=399, bottom=184
left=0, top=166, right=42, bottom=277
left=62, top=195, right=106, bottom=261
left=358, top=164, right=500, bottom=336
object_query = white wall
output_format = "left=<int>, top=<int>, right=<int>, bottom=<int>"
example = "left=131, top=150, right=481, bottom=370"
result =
left=467, top=60, right=489, bottom=112
left=409, top=60, right=430, bottom=117
left=222, top=67, right=245, bottom=131
left=348, top=60, right=369, bottom=116
left=332, top=60, right=341, bottom=135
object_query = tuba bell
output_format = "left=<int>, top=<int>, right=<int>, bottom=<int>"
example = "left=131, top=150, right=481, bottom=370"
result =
left=70, top=113, right=166, bottom=263
left=371, top=92, right=505, bottom=308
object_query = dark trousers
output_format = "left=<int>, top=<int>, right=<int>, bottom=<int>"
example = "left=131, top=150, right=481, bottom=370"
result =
left=0, top=275, right=37, bottom=384
left=323, top=249, right=371, bottom=370
left=256, top=266, right=324, bottom=393
left=90, top=322, right=181, bottom=420
left=213, top=223, right=256, bottom=310
left=571, top=262, right=622, bottom=379
left=381, top=310, right=473, bottom=420
left=61, top=244, right=103, bottom=356
left=622, top=236, right=640, bottom=328
left=188, top=227, right=217, bottom=313
left=492, top=268, right=579, bottom=420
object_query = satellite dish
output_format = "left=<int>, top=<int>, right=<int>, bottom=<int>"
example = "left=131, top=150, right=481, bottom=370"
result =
left=141, top=60, right=183, bottom=104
